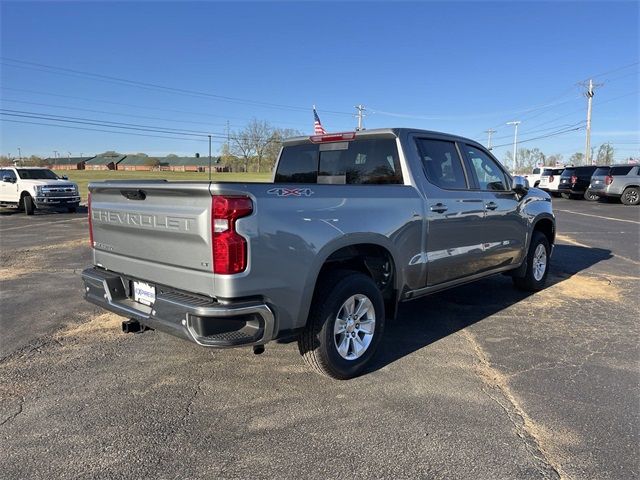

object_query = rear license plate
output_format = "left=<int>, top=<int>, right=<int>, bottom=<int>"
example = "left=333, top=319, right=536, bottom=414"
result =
left=133, top=281, right=156, bottom=306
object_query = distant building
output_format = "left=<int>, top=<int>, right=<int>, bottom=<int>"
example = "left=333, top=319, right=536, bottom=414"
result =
left=117, top=155, right=167, bottom=171
left=45, top=156, right=94, bottom=170
left=161, top=156, right=227, bottom=172
left=85, top=155, right=126, bottom=170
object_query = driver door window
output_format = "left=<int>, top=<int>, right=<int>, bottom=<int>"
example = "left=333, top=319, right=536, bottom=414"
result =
left=465, top=146, right=508, bottom=191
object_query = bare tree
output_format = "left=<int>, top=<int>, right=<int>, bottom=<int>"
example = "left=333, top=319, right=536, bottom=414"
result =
left=569, top=152, right=584, bottom=165
left=230, top=119, right=275, bottom=172
left=596, top=143, right=615, bottom=165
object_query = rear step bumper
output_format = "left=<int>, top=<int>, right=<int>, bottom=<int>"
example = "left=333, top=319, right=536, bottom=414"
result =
left=82, top=267, right=275, bottom=348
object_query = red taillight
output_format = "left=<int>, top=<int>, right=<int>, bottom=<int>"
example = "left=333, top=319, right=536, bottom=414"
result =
left=88, top=192, right=94, bottom=248
left=570, top=175, right=577, bottom=184
left=212, top=195, right=253, bottom=274
left=605, top=175, right=614, bottom=185
left=309, top=132, right=356, bottom=143
left=549, top=175, right=554, bottom=183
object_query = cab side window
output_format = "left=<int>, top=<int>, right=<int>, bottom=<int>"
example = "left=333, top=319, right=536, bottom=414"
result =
left=465, top=146, right=509, bottom=191
left=1, top=169, right=16, bottom=181
left=415, top=139, right=468, bottom=189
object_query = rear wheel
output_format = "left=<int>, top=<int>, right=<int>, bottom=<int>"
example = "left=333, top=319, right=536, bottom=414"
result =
left=23, top=195, right=35, bottom=215
left=513, top=231, right=550, bottom=292
left=298, top=270, right=385, bottom=379
left=621, top=187, right=640, bottom=206
left=584, top=189, right=599, bottom=201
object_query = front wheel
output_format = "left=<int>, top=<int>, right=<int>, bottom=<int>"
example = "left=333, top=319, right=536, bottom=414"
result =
left=23, top=195, right=35, bottom=215
left=298, top=270, right=385, bottom=379
left=513, top=231, right=550, bottom=292
left=621, top=187, right=640, bottom=205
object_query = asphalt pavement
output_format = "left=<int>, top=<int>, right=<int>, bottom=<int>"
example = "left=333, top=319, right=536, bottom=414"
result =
left=0, top=198, right=638, bottom=479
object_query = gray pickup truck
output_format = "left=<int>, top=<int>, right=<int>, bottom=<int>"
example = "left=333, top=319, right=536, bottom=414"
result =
left=82, top=128, right=555, bottom=379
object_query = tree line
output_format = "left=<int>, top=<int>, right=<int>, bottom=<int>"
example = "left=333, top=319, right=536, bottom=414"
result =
left=504, top=142, right=619, bottom=172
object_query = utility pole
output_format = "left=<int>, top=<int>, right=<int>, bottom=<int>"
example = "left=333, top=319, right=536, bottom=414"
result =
left=208, top=134, right=212, bottom=182
left=485, top=129, right=497, bottom=150
left=506, top=121, right=521, bottom=173
left=53, top=150, right=58, bottom=159
left=17, top=147, right=21, bottom=163
left=581, top=79, right=603, bottom=165
left=355, top=104, right=366, bottom=131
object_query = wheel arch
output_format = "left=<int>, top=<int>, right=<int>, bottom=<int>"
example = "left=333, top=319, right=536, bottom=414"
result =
left=301, top=235, right=402, bottom=325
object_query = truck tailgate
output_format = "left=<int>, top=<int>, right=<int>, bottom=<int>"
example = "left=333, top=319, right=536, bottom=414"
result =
left=89, top=181, right=214, bottom=293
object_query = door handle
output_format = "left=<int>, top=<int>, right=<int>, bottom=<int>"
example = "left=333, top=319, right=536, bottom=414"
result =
left=485, top=202, right=498, bottom=211
left=430, top=203, right=448, bottom=213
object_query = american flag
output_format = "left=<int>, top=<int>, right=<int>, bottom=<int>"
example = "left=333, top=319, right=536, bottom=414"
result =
left=313, top=106, right=326, bottom=135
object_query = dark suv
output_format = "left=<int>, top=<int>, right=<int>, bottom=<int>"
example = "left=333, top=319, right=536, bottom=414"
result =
left=558, top=165, right=600, bottom=200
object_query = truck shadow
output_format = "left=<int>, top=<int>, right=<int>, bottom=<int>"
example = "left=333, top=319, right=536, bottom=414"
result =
left=368, top=244, right=613, bottom=375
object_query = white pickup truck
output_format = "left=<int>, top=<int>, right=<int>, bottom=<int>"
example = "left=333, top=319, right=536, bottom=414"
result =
left=0, top=166, right=81, bottom=215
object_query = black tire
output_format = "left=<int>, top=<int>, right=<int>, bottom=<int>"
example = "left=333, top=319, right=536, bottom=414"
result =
left=620, top=186, right=640, bottom=206
left=298, top=270, right=385, bottom=379
left=584, top=189, right=599, bottom=201
left=67, top=206, right=77, bottom=213
left=23, top=195, right=35, bottom=215
left=513, top=231, right=550, bottom=292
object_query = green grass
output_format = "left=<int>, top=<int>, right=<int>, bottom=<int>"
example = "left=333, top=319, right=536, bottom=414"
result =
left=53, top=170, right=271, bottom=202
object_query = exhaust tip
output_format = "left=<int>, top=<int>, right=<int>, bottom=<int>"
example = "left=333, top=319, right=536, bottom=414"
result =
left=253, top=345, right=265, bottom=355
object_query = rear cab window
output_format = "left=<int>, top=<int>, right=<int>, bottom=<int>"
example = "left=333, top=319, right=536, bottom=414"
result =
left=415, top=139, right=468, bottom=189
left=275, top=136, right=403, bottom=185
left=610, top=166, right=633, bottom=176
left=593, top=167, right=610, bottom=176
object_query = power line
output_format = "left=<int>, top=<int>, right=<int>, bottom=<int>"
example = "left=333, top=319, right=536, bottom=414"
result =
left=1, top=98, right=232, bottom=128
left=491, top=125, right=585, bottom=149
left=0, top=119, right=212, bottom=143
left=0, top=110, right=286, bottom=145
left=489, top=121, right=586, bottom=142
left=0, top=87, right=309, bottom=128
left=0, top=58, right=354, bottom=116
left=0, top=109, right=221, bottom=137
left=584, top=61, right=639, bottom=81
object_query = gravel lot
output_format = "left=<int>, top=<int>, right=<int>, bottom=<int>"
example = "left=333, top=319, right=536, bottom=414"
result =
left=1, top=198, right=638, bottom=480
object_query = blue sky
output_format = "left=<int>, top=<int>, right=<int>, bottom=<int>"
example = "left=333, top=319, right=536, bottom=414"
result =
left=1, top=1, right=638, bottom=163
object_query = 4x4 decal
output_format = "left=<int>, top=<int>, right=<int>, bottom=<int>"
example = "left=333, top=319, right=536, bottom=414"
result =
left=267, top=187, right=314, bottom=197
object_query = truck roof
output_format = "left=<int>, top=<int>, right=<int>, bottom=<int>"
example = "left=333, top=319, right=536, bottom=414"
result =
left=6, top=166, right=52, bottom=169
left=282, top=128, right=486, bottom=148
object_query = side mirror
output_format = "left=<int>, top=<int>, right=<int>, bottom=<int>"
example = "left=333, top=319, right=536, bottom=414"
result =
left=2, top=176, right=13, bottom=183
left=512, top=175, right=529, bottom=195
left=61, top=175, right=68, bottom=180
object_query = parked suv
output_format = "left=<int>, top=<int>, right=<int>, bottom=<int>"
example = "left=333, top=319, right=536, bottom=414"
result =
left=558, top=165, right=600, bottom=200
left=524, top=167, right=542, bottom=187
left=0, top=167, right=81, bottom=214
left=538, top=167, right=564, bottom=197
left=589, top=164, right=640, bottom=205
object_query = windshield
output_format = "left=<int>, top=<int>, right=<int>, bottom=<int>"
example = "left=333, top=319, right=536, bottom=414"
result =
left=16, top=169, right=59, bottom=180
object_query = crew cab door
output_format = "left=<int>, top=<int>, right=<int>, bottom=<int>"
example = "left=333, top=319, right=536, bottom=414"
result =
left=0, top=169, right=18, bottom=202
left=413, top=137, right=487, bottom=286
left=460, top=144, right=526, bottom=269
